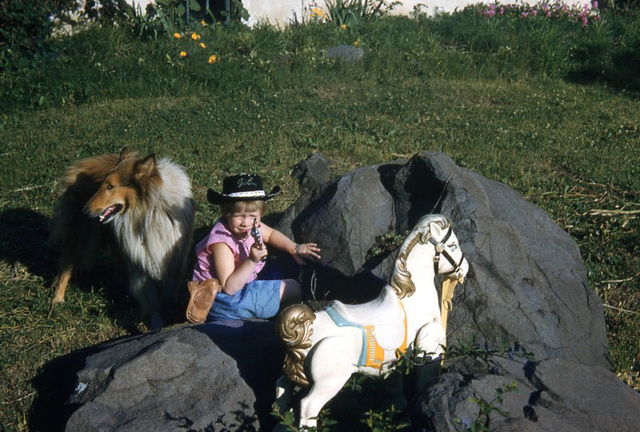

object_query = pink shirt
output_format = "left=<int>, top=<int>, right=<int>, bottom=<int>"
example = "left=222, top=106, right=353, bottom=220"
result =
left=192, top=219, right=266, bottom=282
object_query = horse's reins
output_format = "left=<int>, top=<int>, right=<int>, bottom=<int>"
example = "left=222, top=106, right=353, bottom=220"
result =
left=429, top=226, right=465, bottom=280
left=429, top=226, right=466, bottom=354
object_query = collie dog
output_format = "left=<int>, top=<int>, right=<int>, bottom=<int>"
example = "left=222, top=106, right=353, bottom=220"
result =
left=49, top=147, right=195, bottom=328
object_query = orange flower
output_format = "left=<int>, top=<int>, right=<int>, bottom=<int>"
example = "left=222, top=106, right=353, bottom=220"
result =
left=180, top=51, right=187, bottom=58
left=191, top=33, right=201, bottom=40
left=208, top=54, right=217, bottom=64
left=311, top=7, right=328, bottom=19
left=173, top=33, right=182, bottom=39
left=200, top=42, right=206, bottom=49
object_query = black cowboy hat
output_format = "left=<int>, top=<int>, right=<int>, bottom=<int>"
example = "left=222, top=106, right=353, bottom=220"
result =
left=207, top=173, right=280, bottom=205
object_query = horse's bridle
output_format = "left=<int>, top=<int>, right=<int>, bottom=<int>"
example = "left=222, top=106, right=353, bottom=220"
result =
left=429, top=226, right=465, bottom=279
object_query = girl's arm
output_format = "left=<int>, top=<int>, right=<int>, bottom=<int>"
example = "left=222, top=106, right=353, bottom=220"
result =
left=261, top=223, right=321, bottom=263
left=210, top=242, right=266, bottom=295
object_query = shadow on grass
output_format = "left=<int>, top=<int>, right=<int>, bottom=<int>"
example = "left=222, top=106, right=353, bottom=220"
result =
left=29, top=342, right=112, bottom=432
left=0, top=207, right=144, bottom=332
left=0, top=208, right=57, bottom=281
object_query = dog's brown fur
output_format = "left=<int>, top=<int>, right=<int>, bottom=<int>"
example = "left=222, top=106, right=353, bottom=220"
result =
left=50, top=148, right=195, bottom=328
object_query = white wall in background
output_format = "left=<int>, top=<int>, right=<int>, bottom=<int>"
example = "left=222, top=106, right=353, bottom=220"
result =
left=126, top=0, right=594, bottom=26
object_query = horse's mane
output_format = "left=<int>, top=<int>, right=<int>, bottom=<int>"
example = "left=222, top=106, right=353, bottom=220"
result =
left=390, top=215, right=451, bottom=299
left=277, top=304, right=317, bottom=387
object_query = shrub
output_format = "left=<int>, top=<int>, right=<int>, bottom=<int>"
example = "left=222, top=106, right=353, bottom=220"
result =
left=0, top=0, right=54, bottom=69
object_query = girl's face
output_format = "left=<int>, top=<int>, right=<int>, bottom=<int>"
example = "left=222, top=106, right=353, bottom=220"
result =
left=224, top=202, right=263, bottom=239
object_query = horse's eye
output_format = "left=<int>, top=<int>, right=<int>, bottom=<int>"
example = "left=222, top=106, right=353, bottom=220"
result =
left=447, top=243, right=457, bottom=251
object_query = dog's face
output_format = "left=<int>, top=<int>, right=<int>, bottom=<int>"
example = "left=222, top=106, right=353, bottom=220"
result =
left=84, top=151, right=158, bottom=223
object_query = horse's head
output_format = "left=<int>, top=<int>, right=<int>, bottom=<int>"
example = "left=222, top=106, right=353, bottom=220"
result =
left=426, top=216, right=469, bottom=283
left=391, top=214, right=469, bottom=298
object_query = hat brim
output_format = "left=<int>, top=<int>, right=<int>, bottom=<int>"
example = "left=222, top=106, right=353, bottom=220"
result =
left=207, top=186, right=281, bottom=205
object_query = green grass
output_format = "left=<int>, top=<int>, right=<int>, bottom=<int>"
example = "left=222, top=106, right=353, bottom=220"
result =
left=1, top=5, right=639, bottom=430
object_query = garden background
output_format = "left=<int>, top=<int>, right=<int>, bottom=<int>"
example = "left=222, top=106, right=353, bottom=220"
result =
left=0, top=0, right=638, bottom=429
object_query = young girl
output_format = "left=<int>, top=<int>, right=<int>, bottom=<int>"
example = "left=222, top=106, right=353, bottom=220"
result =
left=189, top=173, right=321, bottom=321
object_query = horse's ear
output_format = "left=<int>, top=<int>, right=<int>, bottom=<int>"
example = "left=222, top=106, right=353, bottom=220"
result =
left=429, top=219, right=444, bottom=239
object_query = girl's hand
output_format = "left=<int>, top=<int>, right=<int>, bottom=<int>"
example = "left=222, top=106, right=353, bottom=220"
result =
left=293, top=243, right=321, bottom=265
left=249, top=242, right=268, bottom=263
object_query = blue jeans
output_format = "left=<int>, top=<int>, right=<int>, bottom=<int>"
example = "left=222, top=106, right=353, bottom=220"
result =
left=208, top=278, right=281, bottom=320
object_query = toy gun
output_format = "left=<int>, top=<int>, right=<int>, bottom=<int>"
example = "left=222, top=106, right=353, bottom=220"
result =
left=251, top=218, right=267, bottom=261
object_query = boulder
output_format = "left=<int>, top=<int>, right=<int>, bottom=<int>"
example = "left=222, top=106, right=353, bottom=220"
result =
left=326, top=45, right=365, bottom=62
left=33, top=320, right=283, bottom=431
left=32, top=151, right=640, bottom=431
left=416, top=357, right=640, bottom=432
left=290, top=152, right=332, bottom=193
left=275, top=150, right=640, bottom=429
left=278, top=151, right=608, bottom=367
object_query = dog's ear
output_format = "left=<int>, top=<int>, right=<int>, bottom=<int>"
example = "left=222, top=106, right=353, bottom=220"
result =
left=135, top=154, right=156, bottom=180
left=118, top=146, right=131, bottom=162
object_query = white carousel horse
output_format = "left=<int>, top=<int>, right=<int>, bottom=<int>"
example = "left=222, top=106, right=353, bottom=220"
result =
left=274, top=214, right=469, bottom=429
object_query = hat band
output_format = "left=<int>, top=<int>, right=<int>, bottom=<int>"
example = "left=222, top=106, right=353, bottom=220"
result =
left=226, top=190, right=266, bottom=199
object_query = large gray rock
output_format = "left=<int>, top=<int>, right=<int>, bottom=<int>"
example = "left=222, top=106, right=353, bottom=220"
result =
left=279, top=151, right=608, bottom=367
left=417, top=357, right=640, bottom=432
left=61, top=320, right=283, bottom=431
left=291, top=164, right=396, bottom=276
left=326, top=45, right=365, bottom=62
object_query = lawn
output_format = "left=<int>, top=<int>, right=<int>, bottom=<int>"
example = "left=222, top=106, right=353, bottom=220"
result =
left=0, top=2, right=638, bottom=429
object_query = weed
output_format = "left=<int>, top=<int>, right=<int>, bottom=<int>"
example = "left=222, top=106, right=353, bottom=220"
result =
left=323, top=0, right=396, bottom=26
left=453, top=382, right=518, bottom=432
left=365, top=231, right=408, bottom=261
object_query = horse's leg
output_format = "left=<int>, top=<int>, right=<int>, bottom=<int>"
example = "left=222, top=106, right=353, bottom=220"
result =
left=299, top=336, right=358, bottom=428
left=414, top=319, right=446, bottom=393
left=274, top=375, right=294, bottom=419
left=383, top=370, right=407, bottom=411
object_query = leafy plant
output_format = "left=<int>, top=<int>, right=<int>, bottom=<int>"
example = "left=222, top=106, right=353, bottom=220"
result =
left=119, top=0, right=164, bottom=39
left=272, top=404, right=300, bottom=431
left=324, top=0, right=397, bottom=26
left=152, top=0, right=202, bottom=34
left=454, top=382, right=518, bottom=432
left=0, top=0, right=53, bottom=69
left=445, top=336, right=536, bottom=365
left=272, top=403, right=335, bottom=431
left=361, top=405, right=410, bottom=431
left=365, top=230, right=408, bottom=261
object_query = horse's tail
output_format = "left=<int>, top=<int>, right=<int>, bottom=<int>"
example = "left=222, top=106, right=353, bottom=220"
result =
left=276, top=303, right=316, bottom=387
